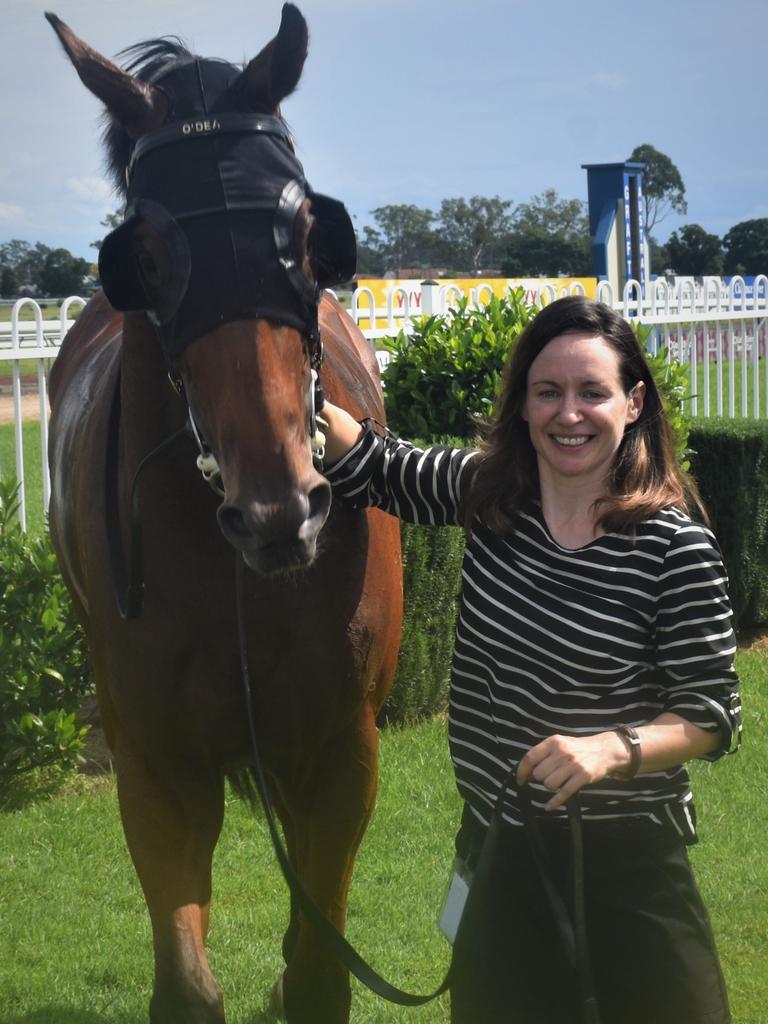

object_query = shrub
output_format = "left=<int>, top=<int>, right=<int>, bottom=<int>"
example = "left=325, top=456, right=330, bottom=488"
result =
left=0, top=476, right=92, bottom=789
left=633, top=323, right=693, bottom=468
left=688, top=418, right=768, bottom=630
left=381, top=290, right=538, bottom=438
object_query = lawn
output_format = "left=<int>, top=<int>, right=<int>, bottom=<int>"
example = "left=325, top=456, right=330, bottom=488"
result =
left=0, top=419, right=48, bottom=535
left=0, top=301, right=80, bottom=322
left=687, top=357, right=767, bottom=419
left=0, top=655, right=766, bottom=1024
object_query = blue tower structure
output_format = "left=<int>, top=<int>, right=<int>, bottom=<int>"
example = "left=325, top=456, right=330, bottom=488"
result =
left=582, top=161, right=648, bottom=295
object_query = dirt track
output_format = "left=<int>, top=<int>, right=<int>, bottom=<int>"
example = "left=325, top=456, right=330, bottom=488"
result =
left=0, top=393, right=43, bottom=425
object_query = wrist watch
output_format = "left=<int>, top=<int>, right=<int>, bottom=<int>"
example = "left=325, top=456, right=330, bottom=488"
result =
left=609, top=723, right=642, bottom=781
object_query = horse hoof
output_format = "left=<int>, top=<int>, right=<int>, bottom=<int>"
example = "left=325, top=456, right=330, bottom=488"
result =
left=268, top=972, right=285, bottom=1019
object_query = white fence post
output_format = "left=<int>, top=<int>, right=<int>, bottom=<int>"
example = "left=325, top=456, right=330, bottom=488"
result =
left=421, top=279, right=439, bottom=317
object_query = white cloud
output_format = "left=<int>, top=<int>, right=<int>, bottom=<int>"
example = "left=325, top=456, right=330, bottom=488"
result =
left=66, top=176, right=114, bottom=203
left=0, top=202, right=23, bottom=221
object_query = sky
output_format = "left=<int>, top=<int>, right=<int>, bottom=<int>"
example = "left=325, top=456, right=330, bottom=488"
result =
left=1, top=0, right=767, bottom=265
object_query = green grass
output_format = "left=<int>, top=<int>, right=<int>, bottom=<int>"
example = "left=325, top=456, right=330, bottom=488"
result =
left=0, top=302, right=76, bottom=322
left=0, top=358, right=53, bottom=380
left=0, top=657, right=766, bottom=1023
left=684, top=357, right=766, bottom=419
left=0, top=420, right=48, bottom=535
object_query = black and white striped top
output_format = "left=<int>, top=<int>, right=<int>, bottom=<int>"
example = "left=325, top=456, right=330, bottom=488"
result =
left=326, top=427, right=741, bottom=843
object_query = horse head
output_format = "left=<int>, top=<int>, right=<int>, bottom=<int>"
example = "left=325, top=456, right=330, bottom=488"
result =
left=47, top=4, right=356, bottom=575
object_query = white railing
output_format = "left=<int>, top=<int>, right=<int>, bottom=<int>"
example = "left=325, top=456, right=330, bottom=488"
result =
left=2, top=279, right=767, bottom=529
left=0, top=296, right=85, bottom=530
left=594, top=276, right=768, bottom=418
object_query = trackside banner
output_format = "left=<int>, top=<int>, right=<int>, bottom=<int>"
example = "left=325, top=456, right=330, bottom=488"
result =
left=354, top=277, right=597, bottom=329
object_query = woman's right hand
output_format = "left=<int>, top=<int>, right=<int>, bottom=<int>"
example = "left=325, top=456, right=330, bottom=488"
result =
left=319, top=400, right=366, bottom=466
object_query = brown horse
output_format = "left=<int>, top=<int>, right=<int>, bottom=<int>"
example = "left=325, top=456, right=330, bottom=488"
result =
left=45, top=7, right=403, bottom=1023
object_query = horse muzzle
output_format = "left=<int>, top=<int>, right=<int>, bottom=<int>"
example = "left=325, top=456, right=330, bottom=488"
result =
left=216, top=479, right=331, bottom=575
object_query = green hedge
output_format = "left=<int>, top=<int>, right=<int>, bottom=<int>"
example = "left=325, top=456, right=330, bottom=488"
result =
left=382, top=516, right=465, bottom=724
left=689, top=417, right=768, bottom=630
left=382, top=438, right=468, bottom=724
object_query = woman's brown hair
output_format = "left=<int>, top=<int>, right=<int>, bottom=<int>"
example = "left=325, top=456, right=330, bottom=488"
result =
left=465, top=295, right=706, bottom=534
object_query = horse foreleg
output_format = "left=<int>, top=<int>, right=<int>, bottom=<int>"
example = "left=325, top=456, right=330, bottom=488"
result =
left=114, top=738, right=226, bottom=1024
left=280, top=703, right=380, bottom=1024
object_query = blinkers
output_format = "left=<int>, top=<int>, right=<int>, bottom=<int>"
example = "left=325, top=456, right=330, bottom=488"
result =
left=98, top=105, right=356, bottom=362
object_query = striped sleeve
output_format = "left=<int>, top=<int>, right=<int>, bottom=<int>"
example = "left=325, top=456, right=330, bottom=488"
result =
left=324, top=423, right=478, bottom=526
left=654, top=521, right=742, bottom=758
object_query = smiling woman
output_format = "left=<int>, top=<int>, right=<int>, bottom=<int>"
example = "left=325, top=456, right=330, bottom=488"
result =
left=319, top=294, right=741, bottom=1024
left=521, top=331, right=644, bottom=542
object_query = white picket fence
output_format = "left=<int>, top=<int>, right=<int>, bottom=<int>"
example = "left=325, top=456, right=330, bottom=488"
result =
left=0, top=297, right=85, bottom=530
left=2, top=277, right=767, bottom=530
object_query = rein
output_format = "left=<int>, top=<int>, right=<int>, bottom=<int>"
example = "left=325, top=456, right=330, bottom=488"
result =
left=234, top=552, right=451, bottom=1006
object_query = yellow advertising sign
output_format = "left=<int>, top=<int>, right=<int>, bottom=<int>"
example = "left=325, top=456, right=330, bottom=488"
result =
left=353, top=277, right=597, bottom=330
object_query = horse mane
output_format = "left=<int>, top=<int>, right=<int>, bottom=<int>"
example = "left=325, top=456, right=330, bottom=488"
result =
left=101, top=37, right=241, bottom=195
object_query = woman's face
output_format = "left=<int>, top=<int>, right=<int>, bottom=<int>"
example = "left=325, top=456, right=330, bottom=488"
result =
left=522, top=332, right=644, bottom=492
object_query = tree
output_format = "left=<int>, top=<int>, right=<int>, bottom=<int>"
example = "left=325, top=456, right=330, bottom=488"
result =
left=0, top=240, right=51, bottom=290
left=648, top=236, right=670, bottom=276
left=37, top=248, right=91, bottom=296
left=0, top=266, right=19, bottom=298
left=665, top=224, right=723, bottom=276
left=354, top=236, right=385, bottom=276
left=502, top=234, right=590, bottom=277
left=628, top=144, right=687, bottom=235
left=502, top=189, right=591, bottom=276
left=722, top=219, right=768, bottom=276
left=363, top=204, right=437, bottom=275
left=436, top=195, right=514, bottom=275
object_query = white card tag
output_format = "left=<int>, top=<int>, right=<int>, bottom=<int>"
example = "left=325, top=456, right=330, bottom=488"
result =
left=439, top=857, right=473, bottom=944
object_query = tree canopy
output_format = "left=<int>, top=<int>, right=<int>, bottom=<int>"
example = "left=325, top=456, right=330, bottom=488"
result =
left=358, top=190, right=591, bottom=277
left=0, top=239, right=92, bottom=297
left=38, top=249, right=92, bottom=297
left=628, top=143, right=687, bottom=235
left=723, top=219, right=768, bottom=276
left=502, top=190, right=591, bottom=277
left=666, top=224, right=724, bottom=276
left=362, top=204, right=438, bottom=276
left=437, top=196, right=514, bottom=275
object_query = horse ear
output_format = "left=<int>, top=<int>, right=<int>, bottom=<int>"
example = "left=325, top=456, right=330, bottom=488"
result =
left=242, top=3, right=308, bottom=111
left=45, top=12, right=168, bottom=140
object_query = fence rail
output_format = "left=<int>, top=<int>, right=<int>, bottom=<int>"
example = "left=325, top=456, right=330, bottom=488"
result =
left=2, top=278, right=767, bottom=530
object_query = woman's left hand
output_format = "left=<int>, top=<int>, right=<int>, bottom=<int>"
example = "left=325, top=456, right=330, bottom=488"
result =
left=516, top=731, right=629, bottom=812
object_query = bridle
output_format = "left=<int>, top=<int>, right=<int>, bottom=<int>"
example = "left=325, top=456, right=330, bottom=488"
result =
left=98, top=91, right=354, bottom=487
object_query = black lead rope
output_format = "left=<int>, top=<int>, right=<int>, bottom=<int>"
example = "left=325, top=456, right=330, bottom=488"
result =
left=517, top=779, right=601, bottom=1024
left=234, top=554, right=451, bottom=1006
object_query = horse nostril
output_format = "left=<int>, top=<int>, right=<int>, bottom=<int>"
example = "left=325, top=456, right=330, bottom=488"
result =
left=217, top=503, right=251, bottom=542
left=307, top=480, right=331, bottom=525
